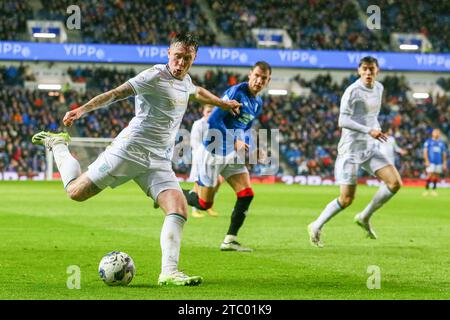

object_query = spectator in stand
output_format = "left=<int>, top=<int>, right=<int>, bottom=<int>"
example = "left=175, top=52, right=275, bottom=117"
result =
left=0, top=63, right=448, bottom=182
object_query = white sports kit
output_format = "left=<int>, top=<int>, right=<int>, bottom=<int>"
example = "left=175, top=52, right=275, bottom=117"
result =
left=379, top=135, right=401, bottom=166
left=195, top=144, right=248, bottom=187
left=335, top=79, right=391, bottom=184
left=87, top=64, right=197, bottom=199
left=188, top=117, right=207, bottom=182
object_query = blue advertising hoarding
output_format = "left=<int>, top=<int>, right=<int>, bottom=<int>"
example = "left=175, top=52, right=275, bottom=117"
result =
left=0, top=41, right=449, bottom=72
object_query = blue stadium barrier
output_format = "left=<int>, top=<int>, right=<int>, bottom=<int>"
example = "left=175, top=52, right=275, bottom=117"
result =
left=0, top=41, right=449, bottom=72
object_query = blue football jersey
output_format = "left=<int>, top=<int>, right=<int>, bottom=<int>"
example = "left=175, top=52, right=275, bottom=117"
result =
left=204, top=82, right=263, bottom=156
left=424, top=138, right=447, bottom=164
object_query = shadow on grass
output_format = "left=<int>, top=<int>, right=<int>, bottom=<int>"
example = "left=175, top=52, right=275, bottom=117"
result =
left=128, top=284, right=159, bottom=289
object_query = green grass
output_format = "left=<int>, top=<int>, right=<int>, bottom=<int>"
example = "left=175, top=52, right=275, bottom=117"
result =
left=0, top=181, right=449, bottom=299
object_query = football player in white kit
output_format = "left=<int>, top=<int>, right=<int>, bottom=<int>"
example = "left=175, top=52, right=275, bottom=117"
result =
left=31, top=33, right=241, bottom=286
left=308, top=57, right=403, bottom=247
left=188, top=104, right=223, bottom=218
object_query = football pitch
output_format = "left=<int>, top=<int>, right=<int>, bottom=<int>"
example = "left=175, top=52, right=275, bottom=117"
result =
left=0, top=181, right=448, bottom=300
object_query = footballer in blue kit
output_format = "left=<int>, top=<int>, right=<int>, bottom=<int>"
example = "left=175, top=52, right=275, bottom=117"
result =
left=203, top=81, right=263, bottom=156
left=423, top=129, right=448, bottom=196
left=183, top=61, right=272, bottom=252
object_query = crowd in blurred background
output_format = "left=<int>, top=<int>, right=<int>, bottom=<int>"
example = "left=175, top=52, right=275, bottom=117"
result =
left=1, top=0, right=448, bottom=52
left=209, top=0, right=384, bottom=50
left=1, top=64, right=448, bottom=180
left=37, top=0, right=217, bottom=46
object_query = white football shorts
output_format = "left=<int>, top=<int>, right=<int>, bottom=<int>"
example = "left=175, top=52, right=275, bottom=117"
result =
left=195, top=145, right=248, bottom=187
left=426, top=164, right=443, bottom=174
left=334, top=149, right=392, bottom=185
left=86, top=147, right=181, bottom=200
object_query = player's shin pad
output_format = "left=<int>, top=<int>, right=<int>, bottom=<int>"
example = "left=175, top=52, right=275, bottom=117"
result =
left=227, top=192, right=254, bottom=236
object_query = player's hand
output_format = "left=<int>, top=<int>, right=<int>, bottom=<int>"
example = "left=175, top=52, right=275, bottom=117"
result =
left=222, top=99, right=241, bottom=116
left=234, top=140, right=249, bottom=152
left=424, top=160, right=430, bottom=167
left=369, top=129, right=388, bottom=142
left=63, top=108, right=84, bottom=127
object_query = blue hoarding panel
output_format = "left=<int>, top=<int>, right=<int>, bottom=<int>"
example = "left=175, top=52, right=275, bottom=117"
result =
left=0, top=41, right=449, bottom=72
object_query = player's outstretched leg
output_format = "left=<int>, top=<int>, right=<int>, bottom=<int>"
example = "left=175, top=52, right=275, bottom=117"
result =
left=431, top=176, right=438, bottom=196
left=308, top=198, right=345, bottom=247
left=182, top=188, right=213, bottom=211
left=191, top=206, right=205, bottom=218
left=32, top=131, right=81, bottom=188
left=206, top=181, right=222, bottom=217
left=353, top=214, right=378, bottom=239
left=307, top=223, right=323, bottom=248
left=220, top=187, right=254, bottom=252
left=32, top=130, right=71, bottom=146
left=158, top=270, right=203, bottom=286
left=157, top=190, right=202, bottom=286
left=220, top=173, right=254, bottom=252
left=190, top=182, right=206, bottom=217
left=308, top=185, right=355, bottom=247
left=33, top=131, right=102, bottom=201
left=423, top=175, right=431, bottom=196
left=355, top=165, right=402, bottom=239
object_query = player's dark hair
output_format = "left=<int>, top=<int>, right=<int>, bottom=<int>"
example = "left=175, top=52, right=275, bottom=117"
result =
left=359, top=56, right=379, bottom=67
left=253, top=61, right=272, bottom=75
left=170, top=32, right=199, bottom=53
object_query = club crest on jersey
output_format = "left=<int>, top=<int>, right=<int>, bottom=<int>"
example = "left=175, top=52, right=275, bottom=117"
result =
left=238, top=112, right=255, bottom=125
left=169, top=97, right=187, bottom=108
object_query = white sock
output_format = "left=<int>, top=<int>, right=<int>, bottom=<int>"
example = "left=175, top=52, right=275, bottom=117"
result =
left=224, top=234, right=236, bottom=243
left=160, top=214, right=186, bottom=275
left=52, top=143, right=81, bottom=188
left=359, top=184, right=395, bottom=221
left=312, top=198, right=344, bottom=230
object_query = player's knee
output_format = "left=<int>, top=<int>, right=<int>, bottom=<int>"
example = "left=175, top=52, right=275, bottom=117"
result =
left=388, top=179, right=402, bottom=193
left=172, top=206, right=188, bottom=218
left=66, top=178, right=96, bottom=202
left=237, top=187, right=254, bottom=198
left=235, top=188, right=254, bottom=210
left=67, top=188, right=87, bottom=202
left=339, top=195, right=353, bottom=208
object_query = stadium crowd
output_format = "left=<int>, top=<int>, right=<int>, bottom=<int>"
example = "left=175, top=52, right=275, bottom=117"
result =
left=358, top=0, right=450, bottom=53
left=209, top=0, right=385, bottom=50
left=1, top=1, right=447, bottom=53
left=37, top=0, right=217, bottom=46
left=1, top=65, right=448, bottom=180
left=0, top=65, right=62, bottom=177
left=0, top=1, right=32, bottom=42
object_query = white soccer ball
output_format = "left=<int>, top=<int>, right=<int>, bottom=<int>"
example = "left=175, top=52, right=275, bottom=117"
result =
left=98, top=251, right=136, bottom=286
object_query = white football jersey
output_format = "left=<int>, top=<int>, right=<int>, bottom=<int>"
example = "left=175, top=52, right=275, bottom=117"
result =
left=379, top=135, right=400, bottom=165
left=190, top=117, right=208, bottom=153
left=337, top=78, right=383, bottom=162
left=188, top=117, right=209, bottom=181
left=108, top=64, right=197, bottom=167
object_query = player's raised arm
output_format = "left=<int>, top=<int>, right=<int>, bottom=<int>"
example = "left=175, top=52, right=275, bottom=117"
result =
left=63, top=82, right=134, bottom=127
left=191, top=86, right=241, bottom=116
